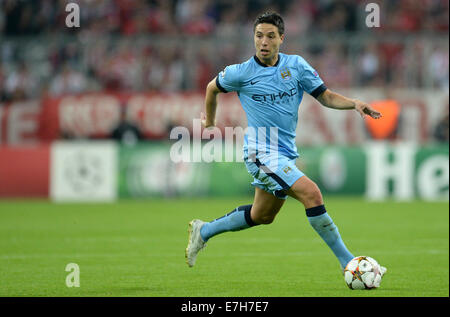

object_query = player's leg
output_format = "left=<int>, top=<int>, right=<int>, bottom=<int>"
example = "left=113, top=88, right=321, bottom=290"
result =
left=286, top=176, right=354, bottom=269
left=195, top=154, right=287, bottom=242
left=186, top=152, right=289, bottom=267
left=198, top=204, right=256, bottom=243
left=249, top=186, right=285, bottom=224
left=198, top=186, right=285, bottom=242
left=186, top=187, right=284, bottom=267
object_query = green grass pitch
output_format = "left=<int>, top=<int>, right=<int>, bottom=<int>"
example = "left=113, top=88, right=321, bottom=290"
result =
left=0, top=197, right=448, bottom=297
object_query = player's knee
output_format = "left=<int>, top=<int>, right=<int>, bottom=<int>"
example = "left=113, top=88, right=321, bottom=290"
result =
left=254, top=214, right=276, bottom=225
left=301, top=183, right=323, bottom=207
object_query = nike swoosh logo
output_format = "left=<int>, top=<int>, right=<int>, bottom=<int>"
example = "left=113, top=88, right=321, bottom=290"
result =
left=251, top=80, right=259, bottom=85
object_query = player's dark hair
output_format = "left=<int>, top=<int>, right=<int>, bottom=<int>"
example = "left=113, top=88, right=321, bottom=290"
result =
left=253, top=11, right=285, bottom=36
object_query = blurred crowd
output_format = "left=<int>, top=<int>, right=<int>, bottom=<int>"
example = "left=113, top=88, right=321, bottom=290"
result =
left=0, top=0, right=448, bottom=102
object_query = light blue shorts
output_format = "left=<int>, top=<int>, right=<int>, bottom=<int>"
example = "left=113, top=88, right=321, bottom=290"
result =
left=244, top=153, right=305, bottom=200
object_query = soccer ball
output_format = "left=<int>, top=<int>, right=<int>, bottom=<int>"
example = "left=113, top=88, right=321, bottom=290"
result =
left=344, top=256, right=383, bottom=290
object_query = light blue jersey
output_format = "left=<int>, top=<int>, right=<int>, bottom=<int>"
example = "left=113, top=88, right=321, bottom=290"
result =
left=216, top=53, right=326, bottom=159
left=200, top=53, right=355, bottom=269
left=216, top=53, right=326, bottom=198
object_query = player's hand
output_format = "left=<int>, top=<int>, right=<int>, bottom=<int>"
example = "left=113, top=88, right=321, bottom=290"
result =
left=354, top=100, right=382, bottom=119
left=200, top=112, right=215, bottom=129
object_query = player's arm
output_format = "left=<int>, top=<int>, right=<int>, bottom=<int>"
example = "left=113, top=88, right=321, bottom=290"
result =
left=316, top=89, right=382, bottom=119
left=201, top=77, right=221, bottom=128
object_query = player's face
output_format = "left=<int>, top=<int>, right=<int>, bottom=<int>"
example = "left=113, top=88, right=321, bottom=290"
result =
left=254, top=23, right=284, bottom=65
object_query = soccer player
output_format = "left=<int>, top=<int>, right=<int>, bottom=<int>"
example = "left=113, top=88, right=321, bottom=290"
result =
left=185, top=11, right=386, bottom=276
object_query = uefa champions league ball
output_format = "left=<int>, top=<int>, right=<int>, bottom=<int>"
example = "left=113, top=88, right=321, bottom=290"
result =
left=344, top=256, right=383, bottom=290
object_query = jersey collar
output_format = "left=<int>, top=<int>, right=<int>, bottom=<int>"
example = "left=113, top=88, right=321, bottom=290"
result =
left=253, top=54, right=281, bottom=67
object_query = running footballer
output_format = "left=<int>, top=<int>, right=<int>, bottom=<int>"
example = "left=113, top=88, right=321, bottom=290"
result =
left=185, top=11, right=386, bottom=278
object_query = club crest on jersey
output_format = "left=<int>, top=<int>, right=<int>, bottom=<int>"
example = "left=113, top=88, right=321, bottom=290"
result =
left=280, top=68, right=292, bottom=81
left=283, top=166, right=292, bottom=174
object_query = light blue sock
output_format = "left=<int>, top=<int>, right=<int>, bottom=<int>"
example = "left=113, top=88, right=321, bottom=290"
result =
left=200, top=205, right=257, bottom=242
left=306, top=205, right=354, bottom=269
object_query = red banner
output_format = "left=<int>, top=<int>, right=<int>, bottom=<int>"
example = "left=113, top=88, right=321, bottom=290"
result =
left=0, top=90, right=446, bottom=145
left=0, top=100, right=42, bottom=145
left=38, top=92, right=244, bottom=140
left=0, top=145, right=50, bottom=197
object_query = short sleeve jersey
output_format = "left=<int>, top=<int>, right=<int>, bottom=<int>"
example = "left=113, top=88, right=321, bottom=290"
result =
left=216, top=53, right=326, bottom=159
